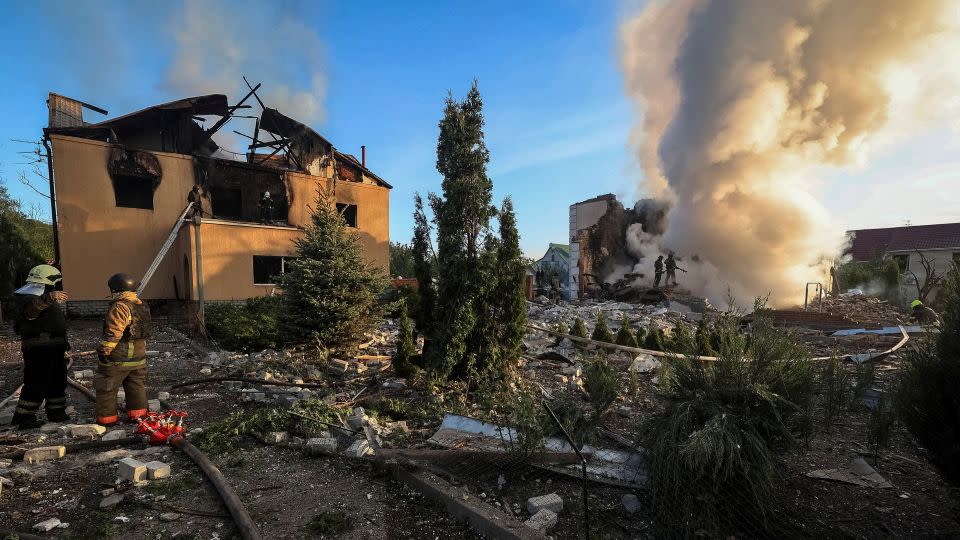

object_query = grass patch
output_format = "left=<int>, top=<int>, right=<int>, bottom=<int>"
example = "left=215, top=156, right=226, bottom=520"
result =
left=305, top=511, right=354, bottom=536
left=143, top=475, right=201, bottom=497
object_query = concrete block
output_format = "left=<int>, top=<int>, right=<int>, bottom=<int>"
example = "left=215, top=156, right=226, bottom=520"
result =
left=622, top=493, right=640, bottom=514
left=147, top=399, right=161, bottom=412
left=24, top=446, right=66, bottom=464
left=70, top=424, right=107, bottom=439
left=145, top=461, right=171, bottom=479
left=160, top=512, right=180, bottom=522
left=33, top=517, right=62, bottom=532
left=527, top=492, right=563, bottom=514
left=102, top=429, right=127, bottom=442
left=362, top=425, right=382, bottom=449
left=118, top=457, right=147, bottom=482
left=342, top=439, right=372, bottom=458
left=265, top=431, right=288, bottom=444
left=561, top=366, right=581, bottom=376
left=158, top=391, right=171, bottom=401
left=100, top=493, right=124, bottom=508
left=40, top=423, right=62, bottom=433
left=93, top=449, right=131, bottom=463
left=524, top=509, right=558, bottom=532
left=307, top=437, right=338, bottom=453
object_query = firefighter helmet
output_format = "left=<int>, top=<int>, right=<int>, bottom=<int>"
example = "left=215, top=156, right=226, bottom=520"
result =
left=25, top=264, right=62, bottom=286
left=910, top=299, right=923, bottom=309
left=108, top=273, right=137, bottom=293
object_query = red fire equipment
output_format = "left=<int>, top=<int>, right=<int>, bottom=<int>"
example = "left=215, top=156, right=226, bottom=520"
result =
left=134, top=411, right=190, bottom=445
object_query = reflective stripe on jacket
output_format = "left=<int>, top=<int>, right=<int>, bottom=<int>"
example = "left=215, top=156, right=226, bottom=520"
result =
left=98, top=292, right=149, bottom=366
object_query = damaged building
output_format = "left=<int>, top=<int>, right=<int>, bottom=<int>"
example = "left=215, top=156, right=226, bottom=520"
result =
left=43, top=90, right=391, bottom=315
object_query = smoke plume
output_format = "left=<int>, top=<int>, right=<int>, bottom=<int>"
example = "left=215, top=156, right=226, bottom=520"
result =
left=620, top=0, right=960, bottom=306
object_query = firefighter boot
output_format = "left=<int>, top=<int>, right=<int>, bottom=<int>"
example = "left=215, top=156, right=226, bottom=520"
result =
left=10, top=412, right=42, bottom=429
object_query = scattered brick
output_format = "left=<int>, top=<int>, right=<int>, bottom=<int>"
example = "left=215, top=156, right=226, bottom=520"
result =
left=145, top=461, right=171, bottom=479
left=527, top=492, right=563, bottom=514
left=118, top=457, right=147, bottom=482
left=524, top=509, right=558, bottom=532
left=24, top=446, right=66, bottom=464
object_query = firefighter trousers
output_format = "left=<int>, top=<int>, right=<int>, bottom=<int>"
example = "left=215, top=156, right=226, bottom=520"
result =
left=14, top=346, right=68, bottom=420
left=94, top=362, right=148, bottom=425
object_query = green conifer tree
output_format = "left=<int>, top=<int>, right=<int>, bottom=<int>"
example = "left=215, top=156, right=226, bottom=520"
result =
left=553, top=321, right=568, bottom=345
left=670, top=322, right=693, bottom=353
left=492, top=197, right=527, bottom=364
left=278, top=188, right=387, bottom=351
left=571, top=317, right=588, bottom=351
left=592, top=311, right=614, bottom=343
left=411, top=194, right=436, bottom=343
left=615, top=312, right=638, bottom=348
left=695, top=318, right=715, bottom=356
left=393, top=300, right=416, bottom=377
left=644, top=323, right=664, bottom=351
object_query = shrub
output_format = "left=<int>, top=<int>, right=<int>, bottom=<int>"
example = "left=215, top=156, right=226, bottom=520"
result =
left=393, top=300, right=417, bottom=378
left=897, top=264, right=960, bottom=483
left=591, top=311, right=614, bottom=343
left=615, top=313, right=638, bottom=347
left=642, top=309, right=815, bottom=536
left=643, top=323, right=664, bottom=351
left=205, top=296, right=282, bottom=352
left=667, top=322, right=693, bottom=353
left=695, top=318, right=715, bottom=356
left=584, top=354, right=620, bottom=418
left=820, top=356, right=849, bottom=431
left=552, top=321, right=567, bottom=346
left=571, top=317, right=588, bottom=351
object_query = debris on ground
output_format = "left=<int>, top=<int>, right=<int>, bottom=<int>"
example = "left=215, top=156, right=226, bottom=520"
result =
left=807, top=457, right=894, bottom=489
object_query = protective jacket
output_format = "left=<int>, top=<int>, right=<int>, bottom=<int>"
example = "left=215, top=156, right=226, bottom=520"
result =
left=98, top=292, right=152, bottom=366
left=14, top=294, right=69, bottom=351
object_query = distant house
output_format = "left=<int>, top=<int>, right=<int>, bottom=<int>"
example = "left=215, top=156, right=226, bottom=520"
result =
left=847, top=222, right=960, bottom=303
left=534, top=243, right=571, bottom=298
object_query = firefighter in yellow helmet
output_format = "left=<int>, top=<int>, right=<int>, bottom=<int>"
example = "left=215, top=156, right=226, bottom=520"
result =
left=910, top=299, right=941, bottom=326
left=94, top=273, right=152, bottom=426
left=10, top=264, right=71, bottom=429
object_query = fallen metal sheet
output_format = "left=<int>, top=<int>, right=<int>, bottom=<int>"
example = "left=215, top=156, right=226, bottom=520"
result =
left=807, top=457, right=893, bottom=489
left=428, top=414, right=647, bottom=488
left=832, top=326, right=923, bottom=337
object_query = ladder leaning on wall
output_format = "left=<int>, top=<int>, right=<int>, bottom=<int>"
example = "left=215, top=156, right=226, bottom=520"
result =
left=136, top=202, right=195, bottom=297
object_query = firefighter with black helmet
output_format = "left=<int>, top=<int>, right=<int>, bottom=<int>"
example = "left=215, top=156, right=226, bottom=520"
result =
left=94, top=273, right=152, bottom=426
left=10, top=264, right=71, bottom=428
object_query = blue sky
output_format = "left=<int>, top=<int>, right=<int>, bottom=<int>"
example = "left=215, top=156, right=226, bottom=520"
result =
left=0, top=0, right=956, bottom=258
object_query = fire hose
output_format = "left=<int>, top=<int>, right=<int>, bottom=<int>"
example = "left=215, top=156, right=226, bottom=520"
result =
left=67, top=389, right=263, bottom=540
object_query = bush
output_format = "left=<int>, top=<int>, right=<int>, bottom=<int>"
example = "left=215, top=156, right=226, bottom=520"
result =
left=642, top=309, right=815, bottom=536
left=205, top=296, right=282, bottom=352
left=897, top=264, right=960, bottom=483
left=552, top=321, right=567, bottom=346
left=695, top=318, right=715, bottom=356
left=591, top=311, right=614, bottom=343
left=643, top=323, right=664, bottom=351
left=393, top=300, right=417, bottom=378
left=820, top=356, right=849, bottom=431
left=584, top=354, right=620, bottom=418
left=615, top=313, right=638, bottom=347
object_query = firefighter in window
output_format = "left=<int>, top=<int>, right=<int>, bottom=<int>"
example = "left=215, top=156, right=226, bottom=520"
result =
left=259, top=191, right=274, bottom=223
left=94, top=273, right=152, bottom=426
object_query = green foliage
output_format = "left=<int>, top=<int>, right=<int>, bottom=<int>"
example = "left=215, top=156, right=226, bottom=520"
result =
left=306, top=511, right=353, bottom=535
left=667, top=322, right=693, bottom=353
left=195, top=398, right=343, bottom=455
left=615, top=313, right=638, bottom=348
left=278, top=188, right=387, bottom=352
left=642, top=309, right=815, bottom=536
left=543, top=394, right=592, bottom=445
left=584, top=355, right=620, bottom=417
left=492, top=197, right=527, bottom=365
left=411, top=193, right=437, bottom=340
left=0, top=182, right=51, bottom=300
left=897, top=264, right=960, bottom=483
left=389, top=241, right=416, bottom=278
left=503, top=383, right=545, bottom=457
left=393, top=300, right=417, bottom=378
left=695, top=318, right=715, bottom=356
left=868, top=395, right=896, bottom=460
left=591, top=311, right=614, bottom=343
left=553, top=321, right=567, bottom=346
left=634, top=324, right=647, bottom=347
left=819, top=357, right=849, bottom=431
left=835, top=254, right=901, bottom=297
left=205, top=296, right=281, bottom=352
left=571, top=317, right=588, bottom=351
left=643, top=323, right=664, bottom=351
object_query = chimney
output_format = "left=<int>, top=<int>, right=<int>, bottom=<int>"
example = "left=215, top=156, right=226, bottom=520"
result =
left=361, top=145, right=366, bottom=168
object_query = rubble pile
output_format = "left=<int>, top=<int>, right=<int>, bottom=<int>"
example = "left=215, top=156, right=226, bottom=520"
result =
left=811, top=294, right=907, bottom=327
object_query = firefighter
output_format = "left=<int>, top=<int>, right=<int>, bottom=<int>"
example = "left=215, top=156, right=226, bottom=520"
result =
left=10, top=265, right=71, bottom=428
left=654, top=256, right=664, bottom=287
left=259, top=191, right=274, bottom=223
left=910, top=299, right=941, bottom=325
left=95, top=273, right=152, bottom=426
left=665, top=253, right=686, bottom=286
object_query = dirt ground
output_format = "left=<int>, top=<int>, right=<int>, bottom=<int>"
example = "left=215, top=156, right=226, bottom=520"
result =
left=0, top=321, right=481, bottom=539
left=2, top=317, right=960, bottom=539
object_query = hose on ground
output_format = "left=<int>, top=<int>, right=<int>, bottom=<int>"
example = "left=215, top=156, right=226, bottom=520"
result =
left=170, top=436, right=263, bottom=540
left=170, top=375, right=332, bottom=391
left=0, top=529, right=47, bottom=540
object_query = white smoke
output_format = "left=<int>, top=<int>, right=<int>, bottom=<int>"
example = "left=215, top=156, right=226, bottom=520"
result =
left=620, top=0, right=960, bottom=306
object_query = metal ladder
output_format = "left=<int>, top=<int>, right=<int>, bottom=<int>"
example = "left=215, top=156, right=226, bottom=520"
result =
left=136, top=202, right=194, bottom=297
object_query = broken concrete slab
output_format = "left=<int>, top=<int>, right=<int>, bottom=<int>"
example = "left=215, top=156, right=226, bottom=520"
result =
left=527, top=493, right=563, bottom=514
left=160, top=512, right=180, bottom=522
left=307, top=437, right=338, bottom=454
left=628, top=354, right=660, bottom=373
left=92, top=449, right=131, bottom=463
left=33, top=517, right=63, bottom=532
left=69, top=424, right=107, bottom=439
left=118, top=457, right=147, bottom=482
left=524, top=509, right=558, bottom=532
left=158, top=391, right=171, bottom=401
left=145, top=461, right=171, bottom=479
left=24, top=446, right=66, bottom=464
left=343, top=439, right=372, bottom=458
left=102, top=429, right=127, bottom=442
left=807, top=457, right=893, bottom=489
left=100, top=493, right=124, bottom=508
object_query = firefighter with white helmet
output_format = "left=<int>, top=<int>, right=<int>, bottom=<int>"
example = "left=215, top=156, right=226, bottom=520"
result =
left=10, top=264, right=71, bottom=429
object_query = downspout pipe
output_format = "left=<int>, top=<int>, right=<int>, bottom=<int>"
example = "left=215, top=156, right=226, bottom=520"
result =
left=42, top=135, right=60, bottom=265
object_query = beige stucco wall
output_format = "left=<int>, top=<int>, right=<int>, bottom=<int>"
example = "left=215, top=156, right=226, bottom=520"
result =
left=51, top=134, right=390, bottom=302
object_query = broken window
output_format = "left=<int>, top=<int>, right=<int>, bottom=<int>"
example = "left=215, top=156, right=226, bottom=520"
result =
left=336, top=203, right=358, bottom=228
left=253, top=255, right=295, bottom=285
left=195, top=159, right=289, bottom=223
left=108, top=147, right=161, bottom=210
left=893, top=254, right=910, bottom=272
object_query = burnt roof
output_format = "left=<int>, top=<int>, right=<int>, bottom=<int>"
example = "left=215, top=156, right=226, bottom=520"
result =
left=847, top=223, right=960, bottom=260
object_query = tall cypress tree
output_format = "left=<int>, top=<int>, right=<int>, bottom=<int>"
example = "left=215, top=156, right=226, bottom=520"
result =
left=493, top=197, right=527, bottom=364
left=411, top=193, right=436, bottom=343
left=278, top=188, right=386, bottom=351
left=428, top=81, right=497, bottom=380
